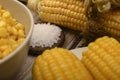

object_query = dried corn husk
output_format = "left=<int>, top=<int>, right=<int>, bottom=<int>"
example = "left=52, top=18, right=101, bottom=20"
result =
left=27, top=0, right=40, bottom=12
left=84, top=0, right=120, bottom=13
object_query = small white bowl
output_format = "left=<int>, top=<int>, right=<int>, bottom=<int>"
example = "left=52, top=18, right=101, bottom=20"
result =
left=0, top=0, right=34, bottom=80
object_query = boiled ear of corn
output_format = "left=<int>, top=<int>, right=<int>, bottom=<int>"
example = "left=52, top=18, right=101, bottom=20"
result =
left=32, top=48, right=93, bottom=80
left=39, top=0, right=87, bottom=31
left=82, top=36, right=120, bottom=80
left=28, top=0, right=87, bottom=31
left=27, top=0, right=120, bottom=39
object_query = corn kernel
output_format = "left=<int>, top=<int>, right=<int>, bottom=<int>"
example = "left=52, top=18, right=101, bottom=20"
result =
left=0, top=20, right=6, bottom=27
left=0, top=27, right=8, bottom=38
left=17, top=38, right=25, bottom=44
left=11, top=44, right=19, bottom=50
left=1, top=9, right=5, bottom=14
left=9, top=18, right=17, bottom=25
left=0, top=51, right=3, bottom=59
left=0, top=45, right=9, bottom=51
left=15, top=23, right=24, bottom=30
left=11, top=27, right=18, bottom=35
left=18, top=29, right=25, bottom=38
left=11, top=35, right=17, bottom=40
left=3, top=48, right=12, bottom=58
left=2, top=11, right=11, bottom=18
left=0, top=38, right=8, bottom=46
left=8, top=39, right=17, bottom=45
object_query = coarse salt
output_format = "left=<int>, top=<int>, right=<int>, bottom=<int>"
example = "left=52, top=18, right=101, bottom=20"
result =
left=30, top=23, right=62, bottom=48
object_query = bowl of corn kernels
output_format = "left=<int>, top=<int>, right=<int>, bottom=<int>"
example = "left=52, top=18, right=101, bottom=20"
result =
left=0, top=0, right=33, bottom=80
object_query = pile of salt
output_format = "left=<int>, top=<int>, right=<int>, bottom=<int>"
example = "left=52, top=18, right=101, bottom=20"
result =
left=30, top=23, right=62, bottom=49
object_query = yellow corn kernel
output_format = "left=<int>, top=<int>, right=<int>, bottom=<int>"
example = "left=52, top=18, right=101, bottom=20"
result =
left=10, top=27, right=18, bottom=35
left=82, top=36, right=120, bottom=80
left=15, top=23, right=24, bottom=30
left=0, top=27, right=8, bottom=38
left=2, top=48, right=12, bottom=58
left=10, top=35, right=17, bottom=40
left=32, top=48, right=93, bottom=80
left=0, top=38, right=8, bottom=46
left=8, top=39, right=17, bottom=45
left=2, top=11, right=11, bottom=18
left=5, top=17, right=17, bottom=26
left=0, top=51, right=3, bottom=59
left=11, top=44, right=19, bottom=50
left=0, top=20, right=6, bottom=27
left=17, top=38, right=25, bottom=45
left=1, top=9, right=5, bottom=14
left=18, top=29, right=25, bottom=38
left=0, top=45, right=9, bottom=51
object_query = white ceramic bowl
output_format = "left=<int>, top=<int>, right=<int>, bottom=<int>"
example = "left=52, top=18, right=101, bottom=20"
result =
left=0, top=0, right=33, bottom=80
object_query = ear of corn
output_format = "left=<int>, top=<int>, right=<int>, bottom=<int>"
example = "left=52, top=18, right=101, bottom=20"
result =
left=39, top=0, right=120, bottom=37
left=82, top=36, right=120, bottom=80
left=99, top=9, right=120, bottom=37
left=32, top=48, right=93, bottom=80
left=38, top=0, right=87, bottom=31
left=27, top=0, right=120, bottom=40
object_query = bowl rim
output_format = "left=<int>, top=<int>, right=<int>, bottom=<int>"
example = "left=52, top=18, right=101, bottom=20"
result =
left=0, top=0, right=34, bottom=64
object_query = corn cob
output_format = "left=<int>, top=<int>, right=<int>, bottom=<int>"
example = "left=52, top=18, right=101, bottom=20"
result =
left=40, top=0, right=87, bottom=31
left=27, top=0, right=120, bottom=38
left=32, top=48, right=93, bottom=80
left=28, top=0, right=87, bottom=31
left=82, top=36, right=120, bottom=80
